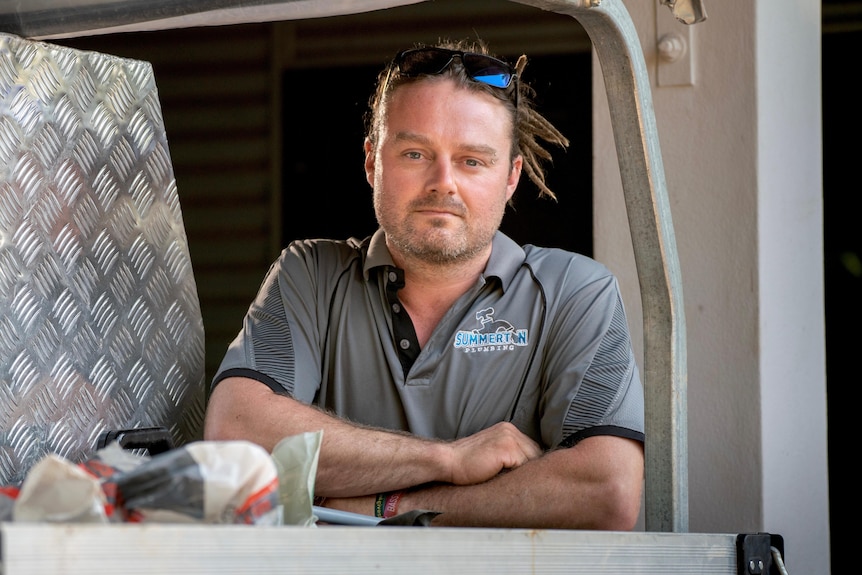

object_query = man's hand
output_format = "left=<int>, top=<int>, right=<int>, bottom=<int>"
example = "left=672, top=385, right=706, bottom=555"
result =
left=445, top=422, right=542, bottom=485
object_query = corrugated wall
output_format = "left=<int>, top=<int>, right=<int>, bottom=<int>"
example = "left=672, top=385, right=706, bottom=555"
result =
left=159, top=25, right=279, bottom=388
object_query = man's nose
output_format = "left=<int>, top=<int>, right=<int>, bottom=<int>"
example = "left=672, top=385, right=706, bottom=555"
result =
left=427, top=157, right=456, bottom=194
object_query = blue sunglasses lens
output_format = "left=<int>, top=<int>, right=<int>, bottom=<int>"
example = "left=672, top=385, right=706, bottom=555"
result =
left=470, top=72, right=511, bottom=88
left=461, top=54, right=513, bottom=88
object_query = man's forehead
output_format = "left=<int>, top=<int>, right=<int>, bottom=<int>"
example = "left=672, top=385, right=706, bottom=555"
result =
left=382, top=80, right=513, bottom=136
left=386, top=76, right=507, bottom=112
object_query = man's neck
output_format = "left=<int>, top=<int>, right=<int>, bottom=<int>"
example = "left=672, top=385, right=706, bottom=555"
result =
left=390, top=249, right=490, bottom=347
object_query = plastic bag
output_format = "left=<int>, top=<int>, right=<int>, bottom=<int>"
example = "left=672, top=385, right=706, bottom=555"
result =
left=2, top=432, right=323, bottom=527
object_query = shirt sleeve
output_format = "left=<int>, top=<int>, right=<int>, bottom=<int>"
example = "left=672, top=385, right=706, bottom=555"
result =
left=539, top=267, right=645, bottom=448
left=211, top=241, right=339, bottom=403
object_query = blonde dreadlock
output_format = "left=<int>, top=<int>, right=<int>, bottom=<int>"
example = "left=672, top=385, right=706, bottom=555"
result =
left=513, top=52, right=570, bottom=200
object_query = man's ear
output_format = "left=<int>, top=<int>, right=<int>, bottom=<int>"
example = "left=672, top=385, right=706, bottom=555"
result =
left=364, top=138, right=375, bottom=187
left=506, top=155, right=523, bottom=201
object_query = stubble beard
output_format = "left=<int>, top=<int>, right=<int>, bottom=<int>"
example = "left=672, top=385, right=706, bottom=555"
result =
left=374, top=193, right=503, bottom=266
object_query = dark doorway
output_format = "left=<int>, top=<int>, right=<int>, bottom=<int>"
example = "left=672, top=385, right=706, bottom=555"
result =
left=822, top=20, right=860, bottom=575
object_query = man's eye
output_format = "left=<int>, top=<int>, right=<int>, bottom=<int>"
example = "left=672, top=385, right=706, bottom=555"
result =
left=465, top=159, right=481, bottom=167
left=405, top=151, right=422, bottom=159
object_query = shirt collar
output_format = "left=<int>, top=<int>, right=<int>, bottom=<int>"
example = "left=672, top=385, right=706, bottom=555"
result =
left=484, top=231, right=526, bottom=292
left=363, top=228, right=395, bottom=279
left=362, top=228, right=526, bottom=292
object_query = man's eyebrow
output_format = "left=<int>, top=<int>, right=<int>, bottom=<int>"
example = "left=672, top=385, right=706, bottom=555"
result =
left=394, top=131, right=430, bottom=145
left=394, top=131, right=500, bottom=160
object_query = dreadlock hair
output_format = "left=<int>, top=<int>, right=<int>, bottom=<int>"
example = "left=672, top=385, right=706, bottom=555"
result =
left=365, top=38, right=570, bottom=200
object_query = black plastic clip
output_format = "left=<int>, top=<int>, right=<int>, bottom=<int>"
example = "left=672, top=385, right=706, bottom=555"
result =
left=96, top=426, right=175, bottom=456
left=737, top=532, right=785, bottom=575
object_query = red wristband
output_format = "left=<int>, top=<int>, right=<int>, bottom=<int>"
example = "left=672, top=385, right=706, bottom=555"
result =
left=382, top=491, right=403, bottom=519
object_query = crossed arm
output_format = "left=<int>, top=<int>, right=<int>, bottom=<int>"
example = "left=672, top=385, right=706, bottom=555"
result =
left=203, top=376, right=644, bottom=530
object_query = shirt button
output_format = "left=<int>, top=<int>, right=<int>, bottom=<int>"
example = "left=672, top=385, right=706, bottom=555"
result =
left=388, top=271, right=398, bottom=282
left=392, top=303, right=401, bottom=313
left=399, top=339, right=410, bottom=350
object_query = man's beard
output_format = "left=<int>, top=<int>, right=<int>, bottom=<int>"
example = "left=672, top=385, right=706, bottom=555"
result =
left=375, top=194, right=501, bottom=265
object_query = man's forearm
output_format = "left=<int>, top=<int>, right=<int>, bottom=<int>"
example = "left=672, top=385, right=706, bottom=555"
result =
left=204, top=377, right=453, bottom=496
left=325, top=436, right=644, bottom=531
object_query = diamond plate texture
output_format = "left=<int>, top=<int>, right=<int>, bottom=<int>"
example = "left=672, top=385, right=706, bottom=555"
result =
left=0, top=33, right=206, bottom=485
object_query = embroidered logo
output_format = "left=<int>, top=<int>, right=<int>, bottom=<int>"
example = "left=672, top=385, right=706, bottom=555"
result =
left=453, top=307, right=529, bottom=352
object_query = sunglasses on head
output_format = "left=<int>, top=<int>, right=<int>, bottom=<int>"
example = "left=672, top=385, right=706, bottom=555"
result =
left=392, top=47, right=518, bottom=90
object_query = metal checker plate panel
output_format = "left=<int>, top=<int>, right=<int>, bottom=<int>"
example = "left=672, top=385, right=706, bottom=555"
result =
left=0, top=33, right=205, bottom=485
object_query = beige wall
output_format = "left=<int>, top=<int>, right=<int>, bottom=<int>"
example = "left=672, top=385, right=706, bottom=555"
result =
left=594, top=1, right=828, bottom=573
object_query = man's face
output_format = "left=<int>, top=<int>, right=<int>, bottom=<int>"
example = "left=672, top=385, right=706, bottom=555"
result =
left=365, top=78, right=522, bottom=265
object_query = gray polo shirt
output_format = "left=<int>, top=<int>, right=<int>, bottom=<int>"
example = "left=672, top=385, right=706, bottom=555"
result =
left=213, top=229, right=644, bottom=449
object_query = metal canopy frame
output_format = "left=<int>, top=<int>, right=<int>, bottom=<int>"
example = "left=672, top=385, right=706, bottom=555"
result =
left=0, top=524, right=773, bottom=575
left=516, top=0, right=691, bottom=534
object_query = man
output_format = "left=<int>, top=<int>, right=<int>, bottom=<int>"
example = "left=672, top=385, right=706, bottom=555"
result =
left=204, top=39, right=645, bottom=530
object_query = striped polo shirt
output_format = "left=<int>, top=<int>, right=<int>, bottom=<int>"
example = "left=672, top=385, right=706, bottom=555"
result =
left=213, top=229, right=644, bottom=449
